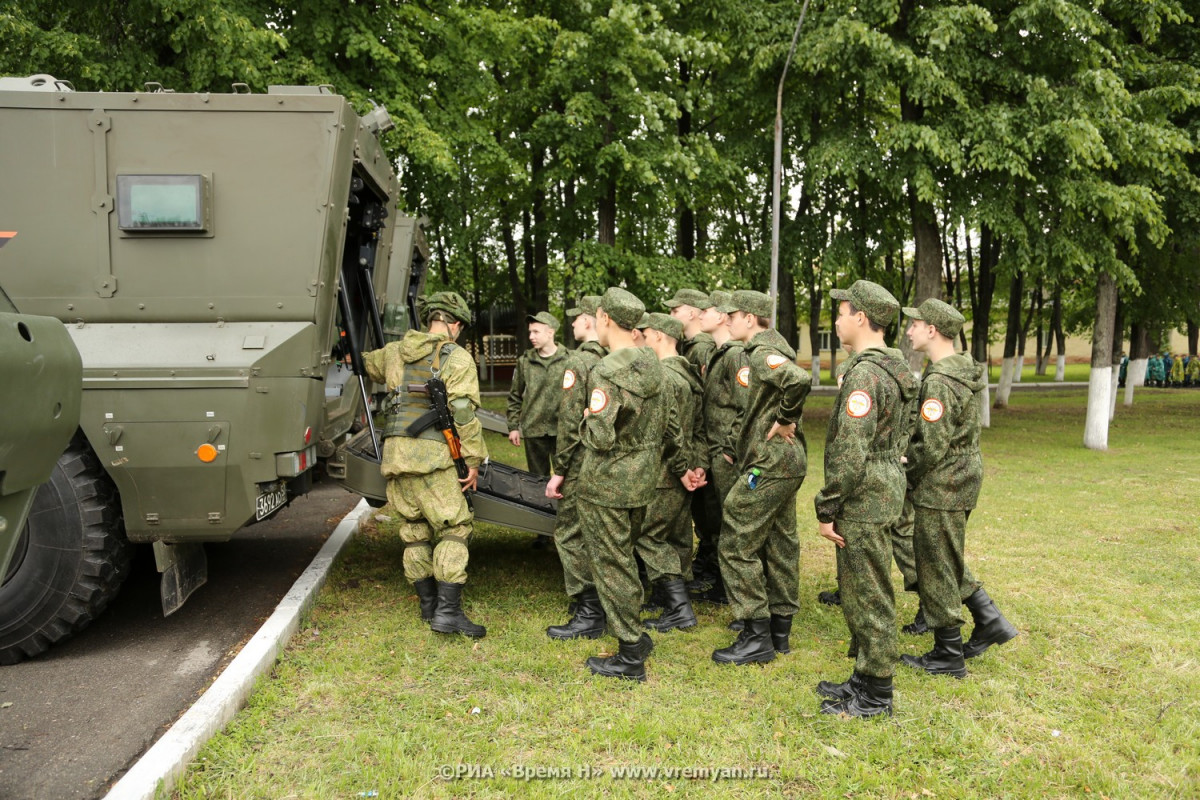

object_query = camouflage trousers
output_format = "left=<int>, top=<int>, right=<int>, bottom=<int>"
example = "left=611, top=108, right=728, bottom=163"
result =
left=835, top=519, right=897, bottom=679
left=718, top=472, right=802, bottom=621
left=552, top=477, right=594, bottom=597
left=913, top=507, right=982, bottom=629
left=578, top=500, right=646, bottom=645
left=692, top=457, right=737, bottom=578
left=636, top=482, right=690, bottom=583
left=385, top=468, right=472, bottom=584
left=524, top=435, right=556, bottom=478
left=892, top=499, right=918, bottom=592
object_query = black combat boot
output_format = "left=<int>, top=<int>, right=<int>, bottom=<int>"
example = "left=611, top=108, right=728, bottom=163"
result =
left=712, top=618, right=775, bottom=665
left=815, top=671, right=865, bottom=700
left=817, top=588, right=842, bottom=606
left=413, top=577, right=437, bottom=623
left=820, top=673, right=893, bottom=718
left=902, top=604, right=929, bottom=635
left=901, top=627, right=967, bottom=678
left=695, top=572, right=730, bottom=605
left=546, top=588, right=606, bottom=640
left=429, top=581, right=486, bottom=638
left=770, top=614, right=793, bottom=654
left=962, top=588, right=1018, bottom=658
left=587, top=633, right=654, bottom=682
left=642, top=579, right=697, bottom=632
left=640, top=582, right=665, bottom=612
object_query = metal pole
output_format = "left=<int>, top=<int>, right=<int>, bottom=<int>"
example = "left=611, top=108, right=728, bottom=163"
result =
left=770, top=0, right=812, bottom=327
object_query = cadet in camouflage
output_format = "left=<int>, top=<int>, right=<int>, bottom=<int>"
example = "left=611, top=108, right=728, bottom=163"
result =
left=635, top=313, right=706, bottom=633
left=507, top=311, right=570, bottom=477
left=363, top=291, right=488, bottom=638
left=711, top=290, right=810, bottom=666
left=814, top=280, right=918, bottom=718
left=573, top=288, right=686, bottom=682
left=544, top=297, right=608, bottom=640
left=900, top=299, right=1017, bottom=676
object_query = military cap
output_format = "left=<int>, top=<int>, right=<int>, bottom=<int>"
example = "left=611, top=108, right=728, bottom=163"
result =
left=637, top=311, right=683, bottom=341
left=566, top=295, right=601, bottom=318
left=716, top=289, right=773, bottom=320
left=831, top=280, right=899, bottom=326
left=705, top=290, right=733, bottom=311
left=418, top=291, right=472, bottom=324
left=903, top=298, right=965, bottom=340
left=599, top=286, right=646, bottom=329
left=527, top=311, right=560, bottom=331
left=664, top=288, right=709, bottom=309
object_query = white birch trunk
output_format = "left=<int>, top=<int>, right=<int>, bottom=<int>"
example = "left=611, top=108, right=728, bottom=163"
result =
left=1108, top=365, right=1119, bottom=421
left=1084, top=367, right=1112, bottom=450
left=811, top=356, right=820, bottom=387
left=995, top=356, right=1015, bottom=407
left=1014, top=354, right=1024, bottom=382
left=1054, top=354, right=1066, bottom=382
left=1131, top=357, right=1147, bottom=387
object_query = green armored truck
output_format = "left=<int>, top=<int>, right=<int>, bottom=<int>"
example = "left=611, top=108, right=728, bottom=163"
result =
left=0, top=75, right=553, bottom=663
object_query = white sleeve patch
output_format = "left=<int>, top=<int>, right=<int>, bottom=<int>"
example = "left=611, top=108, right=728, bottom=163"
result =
left=562, top=369, right=577, bottom=390
left=589, top=388, right=609, bottom=413
left=921, top=398, right=944, bottom=422
left=846, top=390, right=873, bottom=418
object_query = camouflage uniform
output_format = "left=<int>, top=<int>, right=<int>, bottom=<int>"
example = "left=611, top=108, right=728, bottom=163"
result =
left=551, top=337, right=608, bottom=596
left=363, top=332, right=486, bottom=586
left=577, top=337, right=681, bottom=646
left=904, top=352, right=987, bottom=629
left=703, top=333, right=749, bottom=571
left=718, top=327, right=810, bottom=622
left=637, top=352, right=703, bottom=583
left=815, top=346, right=919, bottom=680
left=506, top=316, right=569, bottom=476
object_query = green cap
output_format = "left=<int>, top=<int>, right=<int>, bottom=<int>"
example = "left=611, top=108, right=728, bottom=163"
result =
left=599, top=286, right=646, bottom=329
left=566, top=295, right=601, bottom=318
left=664, top=288, right=709, bottom=309
left=705, top=290, right=733, bottom=311
left=716, top=289, right=773, bottom=320
left=417, top=291, right=472, bottom=325
left=637, top=311, right=684, bottom=340
left=902, top=298, right=964, bottom=340
left=527, top=311, right=560, bottom=331
left=831, top=280, right=899, bottom=326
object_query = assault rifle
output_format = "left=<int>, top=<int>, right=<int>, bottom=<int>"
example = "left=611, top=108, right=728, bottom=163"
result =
left=406, top=377, right=474, bottom=511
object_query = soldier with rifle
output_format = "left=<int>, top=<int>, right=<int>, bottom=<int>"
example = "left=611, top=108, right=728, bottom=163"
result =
left=363, top=291, right=489, bottom=638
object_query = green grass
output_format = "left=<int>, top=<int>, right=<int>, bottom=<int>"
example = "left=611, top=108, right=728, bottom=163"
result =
left=174, top=390, right=1200, bottom=799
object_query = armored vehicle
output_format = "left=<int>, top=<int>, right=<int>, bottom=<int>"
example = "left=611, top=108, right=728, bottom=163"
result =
left=0, top=75, right=553, bottom=663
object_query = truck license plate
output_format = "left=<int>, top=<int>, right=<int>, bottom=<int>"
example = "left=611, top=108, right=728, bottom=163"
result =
left=255, top=485, right=288, bottom=520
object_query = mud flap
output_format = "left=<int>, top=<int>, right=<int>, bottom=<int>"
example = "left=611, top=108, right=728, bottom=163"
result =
left=154, top=541, right=208, bottom=617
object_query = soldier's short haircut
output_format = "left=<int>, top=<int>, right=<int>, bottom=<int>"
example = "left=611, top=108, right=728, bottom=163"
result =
left=848, top=303, right=885, bottom=333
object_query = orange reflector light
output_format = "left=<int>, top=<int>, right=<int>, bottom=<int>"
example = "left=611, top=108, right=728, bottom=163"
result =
left=197, top=443, right=219, bottom=463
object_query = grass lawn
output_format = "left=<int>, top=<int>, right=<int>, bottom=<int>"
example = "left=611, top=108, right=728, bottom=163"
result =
left=174, top=389, right=1200, bottom=799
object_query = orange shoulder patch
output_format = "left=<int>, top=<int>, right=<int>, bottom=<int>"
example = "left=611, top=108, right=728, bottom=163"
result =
left=846, top=390, right=872, bottom=418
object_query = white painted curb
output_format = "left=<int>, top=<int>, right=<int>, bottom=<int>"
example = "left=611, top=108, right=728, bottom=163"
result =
left=103, top=498, right=371, bottom=800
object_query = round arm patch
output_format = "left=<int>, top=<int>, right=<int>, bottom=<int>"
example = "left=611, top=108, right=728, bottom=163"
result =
left=921, top=398, right=944, bottom=422
left=765, top=354, right=789, bottom=369
left=736, top=366, right=750, bottom=387
left=589, top=388, right=609, bottom=413
left=562, top=369, right=577, bottom=390
left=846, top=390, right=872, bottom=418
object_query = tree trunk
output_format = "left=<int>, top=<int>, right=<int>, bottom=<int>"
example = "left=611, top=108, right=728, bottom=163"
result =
left=1188, top=318, right=1198, bottom=356
left=779, top=262, right=798, bottom=350
left=1051, top=286, right=1066, bottom=381
left=807, top=261, right=822, bottom=386
left=532, top=147, right=548, bottom=311
left=1015, top=284, right=1037, bottom=383
left=676, top=61, right=695, bottom=261
left=1085, top=272, right=1118, bottom=450
left=1108, top=296, right=1124, bottom=421
left=828, top=291, right=839, bottom=384
left=501, top=208, right=527, bottom=330
left=969, top=226, right=999, bottom=364
left=994, top=270, right=1024, bottom=408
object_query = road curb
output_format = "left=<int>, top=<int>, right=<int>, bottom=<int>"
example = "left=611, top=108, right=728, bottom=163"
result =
left=102, top=498, right=371, bottom=800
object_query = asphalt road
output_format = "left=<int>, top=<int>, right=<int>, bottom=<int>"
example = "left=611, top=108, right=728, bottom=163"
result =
left=0, top=478, right=362, bottom=800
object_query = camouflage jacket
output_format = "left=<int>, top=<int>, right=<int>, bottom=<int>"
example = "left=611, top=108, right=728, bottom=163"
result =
left=906, top=353, right=985, bottom=511
left=506, top=345, right=570, bottom=438
left=681, top=332, right=715, bottom=380
left=553, top=340, right=607, bottom=479
left=363, top=330, right=487, bottom=476
left=732, top=329, right=811, bottom=478
left=576, top=346, right=682, bottom=508
left=814, top=347, right=919, bottom=523
left=659, top=355, right=707, bottom=487
left=705, top=341, right=749, bottom=462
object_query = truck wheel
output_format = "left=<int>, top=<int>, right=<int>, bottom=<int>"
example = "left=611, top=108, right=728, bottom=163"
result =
left=0, top=436, right=131, bottom=664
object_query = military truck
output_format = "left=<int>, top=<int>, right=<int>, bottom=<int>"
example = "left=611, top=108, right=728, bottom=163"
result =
left=0, top=75, right=553, bottom=663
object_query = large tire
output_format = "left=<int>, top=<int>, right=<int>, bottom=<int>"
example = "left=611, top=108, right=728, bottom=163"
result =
left=0, top=436, right=131, bottom=664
